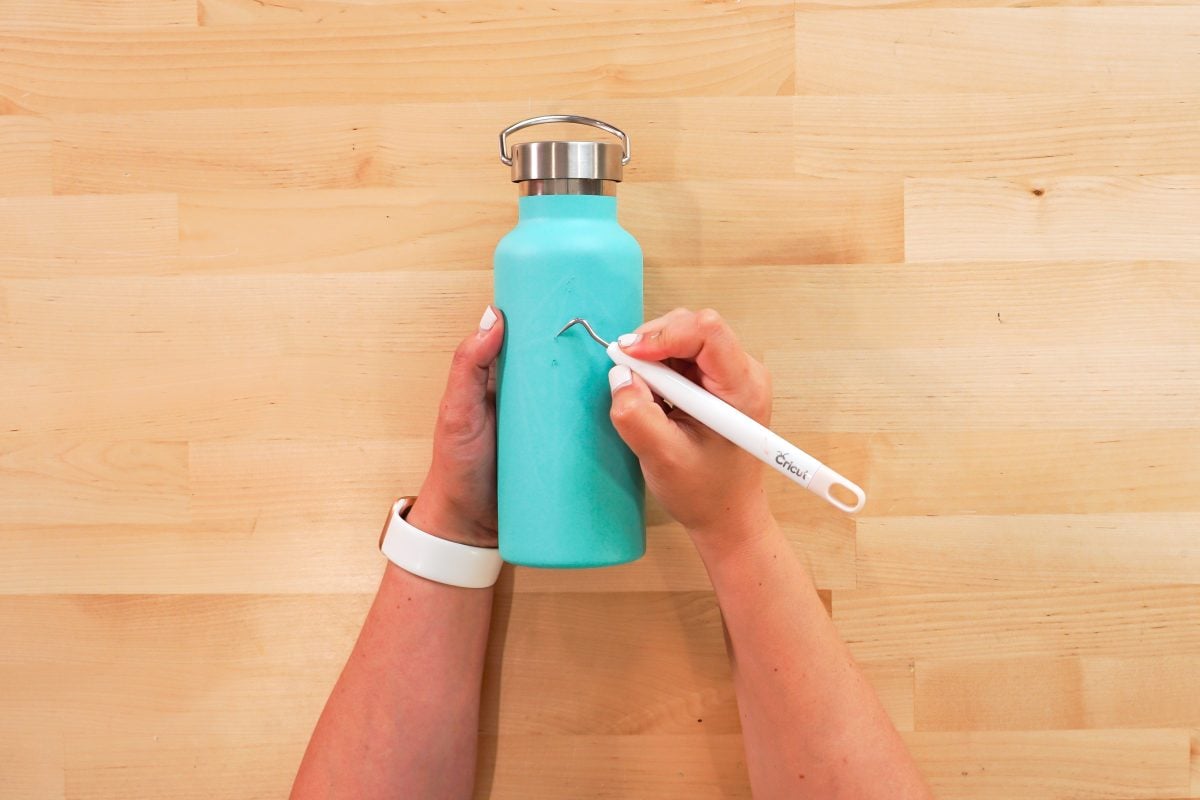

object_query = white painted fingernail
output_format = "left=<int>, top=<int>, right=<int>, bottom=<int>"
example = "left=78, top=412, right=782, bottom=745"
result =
left=617, top=333, right=641, bottom=348
left=609, top=364, right=632, bottom=393
left=478, top=305, right=498, bottom=332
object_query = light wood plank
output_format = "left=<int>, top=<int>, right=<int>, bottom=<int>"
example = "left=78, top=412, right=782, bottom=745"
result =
left=0, top=179, right=892, bottom=282
left=633, top=180, right=902, bottom=266
left=795, top=9, right=1200, bottom=94
left=12, top=259, right=1194, bottom=437
left=480, top=729, right=1195, bottom=800
left=919, top=656, right=1087, bottom=731
left=768, top=343, right=1200, bottom=431
left=52, top=98, right=794, bottom=193
left=54, top=107, right=384, bottom=195
left=904, top=729, right=1192, bottom=800
left=178, top=187, right=511, bottom=272
left=0, top=194, right=178, bottom=278
left=914, top=655, right=1200, bottom=731
left=0, top=592, right=771, bottom=797
left=857, top=513, right=1200, bottom=589
left=186, top=438, right=850, bottom=592
left=54, top=184, right=902, bottom=275
left=0, top=440, right=848, bottom=596
left=189, top=437, right=431, bottom=520
left=0, top=116, right=51, bottom=194
left=0, top=440, right=188, bottom=525
left=477, top=733, right=751, bottom=799
left=482, top=591, right=738, bottom=735
left=65, top=740, right=302, bottom=800
left=197, top=0, right=788, bottom=26
left=834, top=585, right=1200, bottom=661
left=0, top=594, right=359, bottom=800
left=0, top=8, right=794, bottom=114
left=512, top=511, right=855, bottom=592
left=0, top=276, right=504, bottom=458
left=795, top=94, right=1200, bottom=179
left=7, top=396, right=1197, bottom=522
left=0, top=521, right=850, bottom=595
left=176, top=181, right=900, bottom=273
left=0, top=735, right=63, bottom=800
left=0, top=521, right=382, bottom=595
left=651, top=261, right=1200, bottom=350
left=188, top=185, right=899, bottom=276
left=0, top=0, right=195, bottom=28
left=0, top=272, right=488, bottom=358
left=1193, top=731, right=1200, bottom=798
left=862, top=431, right=1200, bottom=516
left=862, top=659, right=915, bottom=732
left=905, top=176, right=1200, bottom=262
left=0, top=348, right=445, bottom=440
left=0, top=597, right=363, bottom=769
left=0, top=433, right=808, bottom=593
left=0, top=350, right=446, bottom=440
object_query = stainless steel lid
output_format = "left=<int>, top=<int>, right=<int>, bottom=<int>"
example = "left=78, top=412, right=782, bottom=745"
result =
left=499, top=115, right=630, bottom=184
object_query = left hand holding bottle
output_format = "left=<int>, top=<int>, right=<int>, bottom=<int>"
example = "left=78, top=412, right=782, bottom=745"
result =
left=406, top=305, right=505, bottom=547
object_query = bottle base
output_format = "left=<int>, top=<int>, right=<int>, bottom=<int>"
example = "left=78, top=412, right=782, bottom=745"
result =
left=500, top=547, right=645, bottom=570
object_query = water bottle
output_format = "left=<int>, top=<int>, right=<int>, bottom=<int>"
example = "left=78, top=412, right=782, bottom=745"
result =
left=493, top=115, right=645, bottom=568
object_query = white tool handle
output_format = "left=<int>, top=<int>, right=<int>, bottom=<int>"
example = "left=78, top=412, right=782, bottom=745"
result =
left=607, top=343, right=866, bottom=514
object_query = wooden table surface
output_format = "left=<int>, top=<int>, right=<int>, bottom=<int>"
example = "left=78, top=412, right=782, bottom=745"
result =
left=2, top=1, right=1199, bottom=798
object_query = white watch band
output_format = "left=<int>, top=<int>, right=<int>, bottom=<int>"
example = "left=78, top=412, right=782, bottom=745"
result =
left=379, top=497, right=503, bottom=588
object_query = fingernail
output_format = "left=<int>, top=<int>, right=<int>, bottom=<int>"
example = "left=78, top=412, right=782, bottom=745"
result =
left=609, top=364, right=632, bottom=393
left=617, top=333, right=641, bottom=348
left=478, top=305, right=498, bottom=332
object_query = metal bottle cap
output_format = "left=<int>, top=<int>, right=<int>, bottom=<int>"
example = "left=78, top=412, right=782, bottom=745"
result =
left=499, top=115, right=630, bottom=196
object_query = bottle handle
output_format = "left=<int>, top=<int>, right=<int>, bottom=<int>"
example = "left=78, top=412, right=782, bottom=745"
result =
left=499, top=115, right=630, bottom=166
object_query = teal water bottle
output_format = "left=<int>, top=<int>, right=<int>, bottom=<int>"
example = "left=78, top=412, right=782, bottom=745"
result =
left=493, top=115, right=645, bottom=568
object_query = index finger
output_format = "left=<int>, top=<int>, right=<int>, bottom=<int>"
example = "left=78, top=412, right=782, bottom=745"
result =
left=618, top=308, right=763, bottom=414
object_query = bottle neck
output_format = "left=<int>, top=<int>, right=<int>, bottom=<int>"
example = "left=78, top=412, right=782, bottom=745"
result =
left=517, top=193, right=618, bottom=222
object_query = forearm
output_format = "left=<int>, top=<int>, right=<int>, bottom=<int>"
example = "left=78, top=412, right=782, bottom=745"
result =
left=693, top=511, right=930, bottom=800
left=291, top=560, right=494, bottom=800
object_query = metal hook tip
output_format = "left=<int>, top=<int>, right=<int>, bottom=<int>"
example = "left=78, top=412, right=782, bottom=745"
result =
left=556, top=317, right=584, bottom=337
left=556, top=317, right=609, bottom=347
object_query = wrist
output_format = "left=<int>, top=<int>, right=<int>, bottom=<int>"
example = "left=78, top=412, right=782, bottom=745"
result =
left=686, top=495, right=778, bottom=566
left=406, top=493, right=497, bottom=548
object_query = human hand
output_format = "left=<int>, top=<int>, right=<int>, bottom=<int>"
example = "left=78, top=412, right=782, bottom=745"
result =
left=405, top=305, right=504, bottom=548
left=607, top=308, right=775, bottom=552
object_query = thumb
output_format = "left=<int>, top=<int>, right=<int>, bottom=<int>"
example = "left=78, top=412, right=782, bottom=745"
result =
left=439, top=305, right=503, bottom=433
left=608, top=365, right=688, bottom=465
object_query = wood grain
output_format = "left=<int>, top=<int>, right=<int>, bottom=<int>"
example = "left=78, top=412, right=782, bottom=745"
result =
left=862, top=431, right=1200, bottom=515
left=795, top=9, right=1200, bottom=94
left=768, top=344, right=1200, bottom=430
left=651, top=261, right=1200, bottom=349
left=914, top=655, right=1200, bottom=730
left=0, top=482, right=854, bottom=594
left=479, top=729, right=1196, bottom=799
left=0, top=5, right=794, bottom=114
left=3, top=0, right=1200, bottom=796
left=795, top=94, right=1200, bottom=179
left=834, top=585, right=1200, bottom=661
left=904, top=729, right=1193, bottom=800
left=195, top=0, right=791, bottom=27
left=905, top=176, right=1200, bottom=261
left=857, top=513, right=1200, bottom=589
left=0, top=194, right=179, bottom=277
left=0, top=116, right=51, bottom=195
left=0, top=0, right=195, bottom=28
left=0, top=440, right=188, bottom=525
left=55, top=98, right=797, bottom=192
